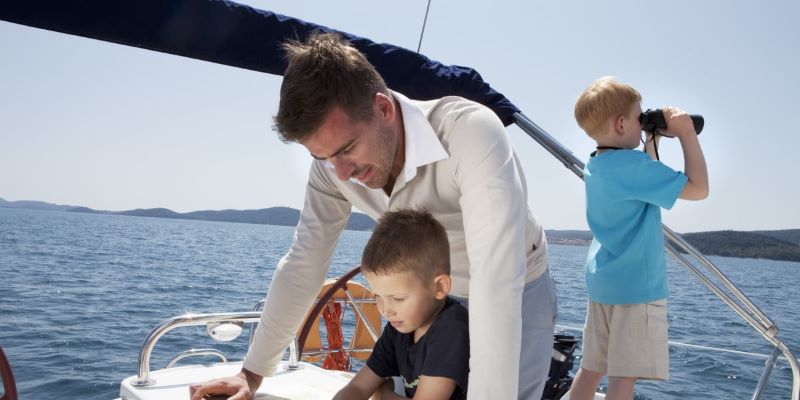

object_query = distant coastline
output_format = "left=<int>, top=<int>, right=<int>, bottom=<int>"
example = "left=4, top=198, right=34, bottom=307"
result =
left=2, top=197, right=799, bottom=263
left=0, top=197, right=374, bottom=232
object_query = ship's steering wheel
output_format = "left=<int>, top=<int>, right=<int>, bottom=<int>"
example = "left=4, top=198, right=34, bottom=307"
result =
left=0, top=347, right=17, bottom=400
left=296, top=266, right=365, bottom=359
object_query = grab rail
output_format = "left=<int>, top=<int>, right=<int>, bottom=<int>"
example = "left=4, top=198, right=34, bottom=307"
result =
left=514, top=112, right=800, bottom=400
left=165, top=349, right=228, bottom=369
left=133, top=312, right=262, bottom=387
left=133, top=267, right=378, bottom=386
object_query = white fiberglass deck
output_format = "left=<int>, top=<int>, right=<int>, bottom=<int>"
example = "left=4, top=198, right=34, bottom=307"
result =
left=118, top=361, right=352, bottom=400
left=116, top=360, right=606, bottom=400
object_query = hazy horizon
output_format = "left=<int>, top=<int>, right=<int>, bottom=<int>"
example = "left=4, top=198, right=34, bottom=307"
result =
left=2, top=195, right=797, bottom=234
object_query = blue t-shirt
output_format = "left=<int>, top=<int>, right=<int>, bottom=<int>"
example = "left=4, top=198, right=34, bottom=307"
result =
left=583, top=150, right=688, bottom=304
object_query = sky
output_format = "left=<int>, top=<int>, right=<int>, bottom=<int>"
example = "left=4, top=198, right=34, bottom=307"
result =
left=1, top=0, right=798, bottom=232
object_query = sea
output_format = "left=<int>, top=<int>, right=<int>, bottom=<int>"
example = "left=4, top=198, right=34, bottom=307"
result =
left=1, top=207, right=799, bottom=399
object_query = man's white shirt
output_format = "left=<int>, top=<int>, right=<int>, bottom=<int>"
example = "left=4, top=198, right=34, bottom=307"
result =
left=244, top=91, right=548, bottom=399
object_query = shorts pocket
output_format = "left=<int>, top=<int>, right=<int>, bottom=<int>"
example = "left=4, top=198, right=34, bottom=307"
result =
left=645, top=301, right=668, bottom=338
left=623, top=301, right=666, bottom=339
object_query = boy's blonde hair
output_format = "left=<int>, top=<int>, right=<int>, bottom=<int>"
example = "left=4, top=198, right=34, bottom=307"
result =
left=575, top=76, right=641, bottom=138
left=361, top=209, right=450, bottom=283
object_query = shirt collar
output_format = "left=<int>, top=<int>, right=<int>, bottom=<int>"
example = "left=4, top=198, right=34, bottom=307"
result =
left=392, top=90, right=449, bottom=183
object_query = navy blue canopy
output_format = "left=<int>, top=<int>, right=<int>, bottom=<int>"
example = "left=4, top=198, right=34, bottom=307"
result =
left=0, top=0, right=520, bottom=126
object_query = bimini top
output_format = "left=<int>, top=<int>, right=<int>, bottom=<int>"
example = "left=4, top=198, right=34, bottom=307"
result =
left=0, top=0, right=520, bottom=126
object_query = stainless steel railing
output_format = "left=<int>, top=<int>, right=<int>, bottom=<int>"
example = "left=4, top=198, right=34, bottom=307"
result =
left=136, top=278, right=380, bottom=386
left=165, top=349, right=227, bottom=369
left=133, top=312, right=262, bottom=387
left=557, top=323, right=795, bottom=398
left=514, top=112, right=800, bottom=400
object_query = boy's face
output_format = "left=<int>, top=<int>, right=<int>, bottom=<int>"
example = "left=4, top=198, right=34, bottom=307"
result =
left=364, top=270, right=448, bottom=340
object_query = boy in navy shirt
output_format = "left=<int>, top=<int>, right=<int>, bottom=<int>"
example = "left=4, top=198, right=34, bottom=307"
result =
left=568, top=77, right=709, bottom=399
left=333, top=209, right=469, bottom=400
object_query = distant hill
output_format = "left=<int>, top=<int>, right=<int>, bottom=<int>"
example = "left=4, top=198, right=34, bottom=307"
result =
left=548, top=229, right=800, bottom=263
left=3, top=197, right=799, bottom=262
left=1, top=197, right=374, bottom=232
left=184, top=207, right=299, bottom=226
left=66, top=206, right=109, bottom=214
left=118, top=207, right=184, bottom=219
left=76, top=206, right=374, bottom=232
left=754, top=229, right=800, bottom=247
left=0, top=196, right=75, bottom=211
left=546, top=230, right=593, bottom=246
left=682, top=230, right=800, bottom=262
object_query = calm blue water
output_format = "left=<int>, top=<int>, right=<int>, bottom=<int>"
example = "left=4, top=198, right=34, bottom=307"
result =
left=1, top=208, right=798, bottom=399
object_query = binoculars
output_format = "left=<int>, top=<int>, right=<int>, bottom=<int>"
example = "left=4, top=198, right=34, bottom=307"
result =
left=640, top=109, right=704, bottom=136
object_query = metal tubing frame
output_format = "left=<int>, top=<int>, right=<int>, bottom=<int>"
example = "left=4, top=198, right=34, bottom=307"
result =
left=134, top=311, right=262, bottom=386
left=247, top=299, right=266, bottom=347
left=513, top=112, right=800, bottom=399
left=343, top=288, right=380, bottom=342
left=753, top=347, right=784, bottom=400
left=165, top=349, right=228, bottom=369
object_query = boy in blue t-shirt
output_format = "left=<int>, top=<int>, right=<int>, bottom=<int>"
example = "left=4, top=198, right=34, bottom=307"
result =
left=333, top=209, right=469, bottom=400
left=568, top=77, right=709, bottom=400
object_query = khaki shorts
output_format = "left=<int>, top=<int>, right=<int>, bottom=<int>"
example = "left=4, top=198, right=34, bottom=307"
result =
left=580, top=299, right=669, bottom=380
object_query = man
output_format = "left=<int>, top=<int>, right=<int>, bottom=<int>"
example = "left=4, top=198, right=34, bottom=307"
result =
left=190, top=32, right=557, bottom=400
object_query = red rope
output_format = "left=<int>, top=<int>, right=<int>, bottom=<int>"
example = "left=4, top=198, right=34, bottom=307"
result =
left=320, top=302, right=349, bottom=370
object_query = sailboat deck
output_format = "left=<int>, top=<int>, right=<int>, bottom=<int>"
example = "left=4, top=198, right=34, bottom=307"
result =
left=118, top=361, right=352, bottom=400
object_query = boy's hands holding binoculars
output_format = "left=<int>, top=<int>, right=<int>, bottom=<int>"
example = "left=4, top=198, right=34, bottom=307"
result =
left=658, top=107, right=697, bottom=139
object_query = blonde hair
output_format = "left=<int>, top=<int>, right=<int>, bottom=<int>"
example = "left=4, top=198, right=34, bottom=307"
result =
left=574, top=76, right=641, bottom=138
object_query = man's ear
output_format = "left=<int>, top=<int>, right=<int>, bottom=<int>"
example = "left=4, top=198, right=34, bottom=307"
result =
left=374, top=92, right=395, bottom=122
left=432, top=274, right=451, bottom=300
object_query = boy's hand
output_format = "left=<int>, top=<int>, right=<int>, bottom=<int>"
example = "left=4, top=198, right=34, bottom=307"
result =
left=660, top=107, right=696, bottom=139
left=660, top=106, right=709, bottom=201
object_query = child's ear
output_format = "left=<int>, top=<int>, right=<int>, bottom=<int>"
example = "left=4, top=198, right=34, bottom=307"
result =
left=615, top=114, right=625, bottom=135
left=432, top=274, right=451, bottom=300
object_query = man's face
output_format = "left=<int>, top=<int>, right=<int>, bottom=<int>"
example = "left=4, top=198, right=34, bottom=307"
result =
left=301, top=96, right=399, bottom=189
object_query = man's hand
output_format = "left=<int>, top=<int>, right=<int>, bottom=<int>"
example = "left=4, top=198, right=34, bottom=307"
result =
left=189, top=369, right=262, bottom=400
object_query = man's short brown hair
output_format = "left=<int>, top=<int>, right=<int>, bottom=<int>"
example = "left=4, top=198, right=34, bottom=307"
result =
left=361, top=209, right=450, bottom=283
left=273, top=32, right=389, bottom=143
left=575, top=76, right=641, bottom=138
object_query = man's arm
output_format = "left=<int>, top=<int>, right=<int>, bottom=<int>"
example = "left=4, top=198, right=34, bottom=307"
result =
left=190, top=161, right=352, bottom=398
left=244, top=161, right=353, bottom=376
left=451, top=105, right=528, bottom=399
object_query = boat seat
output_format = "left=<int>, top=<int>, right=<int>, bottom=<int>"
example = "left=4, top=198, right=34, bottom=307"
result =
left=297, top=278, right=381, bottom=369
